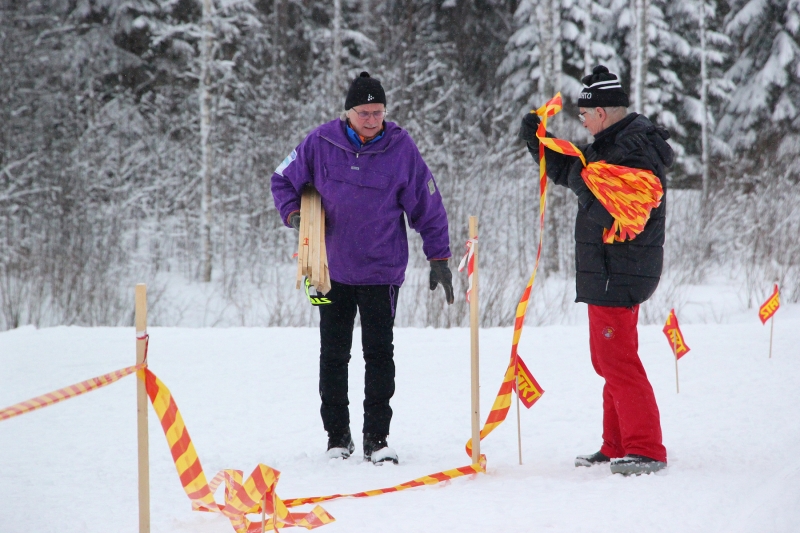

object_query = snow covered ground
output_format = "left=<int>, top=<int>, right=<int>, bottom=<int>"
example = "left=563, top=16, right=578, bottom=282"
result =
left=2, top=304, right=799, bottom=532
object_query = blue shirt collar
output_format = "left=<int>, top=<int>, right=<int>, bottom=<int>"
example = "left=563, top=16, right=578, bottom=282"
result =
left=345, top=122, right=385, bottom=149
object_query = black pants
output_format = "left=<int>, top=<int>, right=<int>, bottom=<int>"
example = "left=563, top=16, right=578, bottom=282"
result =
left=318, top=280, right=398, bottom=437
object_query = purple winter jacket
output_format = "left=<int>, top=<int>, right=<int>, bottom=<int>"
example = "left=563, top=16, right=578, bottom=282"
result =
left=271, top=119, right=451, bottom=286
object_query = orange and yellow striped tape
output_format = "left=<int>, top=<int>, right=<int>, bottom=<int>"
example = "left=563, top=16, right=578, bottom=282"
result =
left=1, top=343, right=492, bottom=532
left=283, top=457, right=486, bottom=508
left=143, top=367, right=486, bottom=531
left=465, top=93, right=561, bottom=457
left=535, top=104, right=663, bottom=244
left=142, top=368, right=335, bottom=532
left=0, top=364, right=144, bottom=422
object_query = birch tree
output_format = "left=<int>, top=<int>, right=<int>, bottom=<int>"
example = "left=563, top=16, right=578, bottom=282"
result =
left=630, top=0, right=650, bottom=113
left=200, top=0, right=215, bottom=282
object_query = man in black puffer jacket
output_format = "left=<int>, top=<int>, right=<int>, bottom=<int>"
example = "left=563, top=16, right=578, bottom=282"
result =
left=519, top=65, right=674, bottom=476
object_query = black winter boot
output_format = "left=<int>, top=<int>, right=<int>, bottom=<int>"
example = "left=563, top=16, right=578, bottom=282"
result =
left=575, top=450, right=611, bottom=467
left=326, top=429, right=355, bottom=459
left=363, top=433, right=398, bottom=465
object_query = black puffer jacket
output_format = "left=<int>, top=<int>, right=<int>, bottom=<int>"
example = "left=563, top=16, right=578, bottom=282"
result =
left=530, top=113, right=674, bottom=307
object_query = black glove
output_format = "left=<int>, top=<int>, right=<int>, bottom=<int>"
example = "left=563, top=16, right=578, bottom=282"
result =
left=518, top=112, right=541, bottom=143
left=567, top=160, right=594, bottom=208
left=288, top=211, right=300, bottom=230
left=429, top=259, right=454, bottom=305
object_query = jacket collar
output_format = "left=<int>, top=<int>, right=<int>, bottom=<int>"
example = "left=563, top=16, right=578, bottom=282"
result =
left=318, top=119, right=403, bottom=155
left=345, top=120, right=385, bottom=149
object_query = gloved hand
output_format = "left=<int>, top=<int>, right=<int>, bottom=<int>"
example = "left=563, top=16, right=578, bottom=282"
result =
left=429, top=259, right=454, bottom=305
left=288, top=211, right=300, bottom=230
left=518, top=112, right=541, bottom=143
left=567, top=160, right=594, bottom=209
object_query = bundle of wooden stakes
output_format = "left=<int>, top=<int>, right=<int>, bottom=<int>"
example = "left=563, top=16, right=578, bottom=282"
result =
left=296, top=187, right=331, bottom=294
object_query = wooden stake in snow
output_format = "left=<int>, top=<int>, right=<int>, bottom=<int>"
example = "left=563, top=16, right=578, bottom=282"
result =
left=515, top=362, right=523, bottom=465
left=261, top=496, right=267, bottom=533
left=469, top=216, right=481, bottom=465
left=673, top=343, right=680, bottom=394
left=135, top=284, right=150, bottom=533
left=769, top=314, right=775, bottom=359
left=296, top=187, right=331, bottom=294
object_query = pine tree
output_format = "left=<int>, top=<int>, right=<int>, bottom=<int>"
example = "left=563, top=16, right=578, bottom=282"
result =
left=498, top=0, right=621, bottom=276
left=666, top=0, right=733, bottom=199
left=499, top=0, right=621, bottom=112
left=717, top=0, right=800, bottom=181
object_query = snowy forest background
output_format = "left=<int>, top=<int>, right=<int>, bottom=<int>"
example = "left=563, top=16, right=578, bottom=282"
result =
left=1, top=0, right=799, bottom=330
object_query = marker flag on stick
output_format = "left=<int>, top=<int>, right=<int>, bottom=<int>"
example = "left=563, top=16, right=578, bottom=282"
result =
left=758, top=284, right=780, bottom=324
left=662, top=309, right=690, bottom=359
left=513, top=354, right=544, bottom=409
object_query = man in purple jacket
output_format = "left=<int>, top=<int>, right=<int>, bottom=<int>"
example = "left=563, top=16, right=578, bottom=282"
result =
left=271, top=72, right=453, bottom=464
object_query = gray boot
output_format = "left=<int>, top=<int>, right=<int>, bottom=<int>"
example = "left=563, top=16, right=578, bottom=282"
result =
left=610, top=454, right=667, bottom=476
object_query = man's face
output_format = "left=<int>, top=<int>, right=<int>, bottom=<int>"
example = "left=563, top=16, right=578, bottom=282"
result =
left=348, top=103, right=386, bottom=139
left=579, top=107, right=606, bottom=136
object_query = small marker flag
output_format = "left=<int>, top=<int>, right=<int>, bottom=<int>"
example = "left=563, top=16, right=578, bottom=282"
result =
left=662, top=309, right=690, bottom=359
left=758, top=284, right=780, bottom=324
left=513, top=355, right=544, bottom=409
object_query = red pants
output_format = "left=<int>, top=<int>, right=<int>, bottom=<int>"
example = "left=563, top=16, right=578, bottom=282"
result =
left=588, top=304, right=667, bottom=463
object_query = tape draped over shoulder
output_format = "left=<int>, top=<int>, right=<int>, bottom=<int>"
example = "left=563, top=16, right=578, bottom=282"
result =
left=530, top=105, right=673, bottom=307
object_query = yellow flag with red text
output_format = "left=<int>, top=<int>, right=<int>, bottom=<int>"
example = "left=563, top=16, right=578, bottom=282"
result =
left=513, top=355, right=544, bottom=409
left=662, top=309, right=690, bottom=359
left=758, top=284, right=780, bottom=324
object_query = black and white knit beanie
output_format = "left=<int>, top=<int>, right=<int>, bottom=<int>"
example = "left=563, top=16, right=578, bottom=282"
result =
left=344, top=72, right=387, bottom=110
left=578, top=65, right=630, bottom=108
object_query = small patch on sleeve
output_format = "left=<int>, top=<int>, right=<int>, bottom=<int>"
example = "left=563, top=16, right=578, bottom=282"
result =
left=275, top=149, right=297, bottom=176
left=427, top=178, right=436, bottom=195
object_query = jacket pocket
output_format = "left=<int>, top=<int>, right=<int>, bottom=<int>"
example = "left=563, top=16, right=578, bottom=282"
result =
left=324, top=163, right=391, bottom=190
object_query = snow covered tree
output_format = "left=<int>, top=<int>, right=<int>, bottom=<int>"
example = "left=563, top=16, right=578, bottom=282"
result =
left=498, top=0, right=621, bottom=276
left=717, top=0, right=800, bottom=181
left=666, top=0, right=733, bottom=201
left=499, top=0, right=622, bottom=112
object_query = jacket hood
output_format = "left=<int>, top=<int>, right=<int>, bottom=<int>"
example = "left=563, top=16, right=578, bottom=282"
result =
left=622, top=114, right=675, bottom=169
left=592, top=113, right=675, bottom=168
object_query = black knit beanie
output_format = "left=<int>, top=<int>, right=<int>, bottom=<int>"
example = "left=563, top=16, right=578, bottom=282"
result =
left=344, top=71, right=386, bottom=110
left=578, top=65, right=630, bottom=108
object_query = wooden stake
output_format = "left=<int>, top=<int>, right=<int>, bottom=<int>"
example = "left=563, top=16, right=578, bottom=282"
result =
left=295, top=207, right=305, bottom=289
left=769, top=314, right=775, bottom=359
left=261, top=496, right=267, bottom=533
left=312, top=190, right=322, bottom=288
left=135, top=284, right=150, bottom=533
left=673, top=344, right=680, bottom=394
left=319, top=200, right=331, bottom=294
left=295, top=188, right=330, bottom=293
left=515, top=368, right=522, bottom=465
left=469, top=216, right=481, bottom=464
